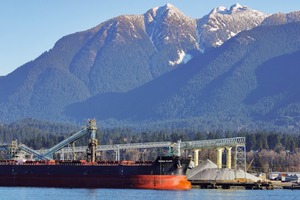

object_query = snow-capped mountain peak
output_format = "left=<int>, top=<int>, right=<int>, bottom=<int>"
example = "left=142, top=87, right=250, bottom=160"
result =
left=211, top=6, right=228, bottom=15
left=210, top=3, right=248, bottom=15
left=143, top=3, right=268, bottom=67
left=230, top=3, right=247, bottom=12
left=198, top=3, right=268, bottom=50
left=164, top=3, right=175, bottom=9
left=158, top=3, right=185, bottom=19
left=144, top=4, right=197, bottom=66
left=145, top=3, right=185, bottom=24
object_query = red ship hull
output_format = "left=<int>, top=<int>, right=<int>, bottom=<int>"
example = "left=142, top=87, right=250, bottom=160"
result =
left=0, top=174, right=190, bottom=190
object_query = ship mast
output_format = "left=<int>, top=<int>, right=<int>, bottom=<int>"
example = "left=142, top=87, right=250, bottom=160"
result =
left=86, top=119, right=98, bottom=162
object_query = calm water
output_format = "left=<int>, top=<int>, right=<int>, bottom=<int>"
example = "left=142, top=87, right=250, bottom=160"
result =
left=0, top=187, right=299, bottom=200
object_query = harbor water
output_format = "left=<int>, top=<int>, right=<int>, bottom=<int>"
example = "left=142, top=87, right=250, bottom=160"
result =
left=1, top=187, right=299, bottom=200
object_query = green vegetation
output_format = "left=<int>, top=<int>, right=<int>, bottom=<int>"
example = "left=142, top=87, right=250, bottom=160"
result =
left=0, top=119, right=299, bottom=172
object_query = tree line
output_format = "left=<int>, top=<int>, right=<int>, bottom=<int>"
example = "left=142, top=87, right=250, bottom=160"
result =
left=0, top=119, right=299, bottom=172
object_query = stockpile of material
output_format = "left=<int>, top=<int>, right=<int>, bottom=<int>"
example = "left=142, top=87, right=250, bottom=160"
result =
left=187, top=159, right=261, bottom=182
left=187, top=159, right=217, bottom=179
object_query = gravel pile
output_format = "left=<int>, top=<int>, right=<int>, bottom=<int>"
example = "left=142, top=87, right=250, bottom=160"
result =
left=187, top=159, right=261, bottom=182
left=187, top=159, right=217, bottom=179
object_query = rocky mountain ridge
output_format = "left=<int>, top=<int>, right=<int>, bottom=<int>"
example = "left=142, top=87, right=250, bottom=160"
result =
left=197, top=3, right=268, bottom=50
left=1, top=4, right=300, bottom=132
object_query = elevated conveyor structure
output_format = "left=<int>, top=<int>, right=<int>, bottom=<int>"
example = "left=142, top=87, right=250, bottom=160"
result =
left=0, top=120, right=97, bottom=160
left=53, top=141, right=174, bottom=161
left=180, top=137, right=246, bottom=171
left=180, top=137, right=245, bottom=149
left=0, top=118, right=246, bottom=171
left=19, top=144, right=51, bottom=160
left=60, top=141, right=173, bottom=152
left=43, top=119, right=97, bottom=160
left=48, top=137, right=246, bottom=170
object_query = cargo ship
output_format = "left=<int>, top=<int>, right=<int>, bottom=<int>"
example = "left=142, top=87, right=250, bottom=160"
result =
left=0, top=120, right=191, bottom=190
left=0, top=156, right=191, bottom=190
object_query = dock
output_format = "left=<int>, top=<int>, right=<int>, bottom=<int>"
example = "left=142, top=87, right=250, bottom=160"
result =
left=190, top=180, right=274, bottom=190
left=282, top=183, right=300, bottom=190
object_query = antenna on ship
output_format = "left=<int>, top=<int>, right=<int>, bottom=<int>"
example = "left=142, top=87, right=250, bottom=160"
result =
left=86, top=119, right=98, bottom=162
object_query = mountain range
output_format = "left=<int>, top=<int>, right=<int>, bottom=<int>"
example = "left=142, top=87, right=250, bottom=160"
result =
left=1, top=3, right=300, bottom=132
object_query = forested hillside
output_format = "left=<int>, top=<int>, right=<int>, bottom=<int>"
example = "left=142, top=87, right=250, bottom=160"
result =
left=65, top=22, right=300, bottom=132
left=1, top=5, right=300, bottom=133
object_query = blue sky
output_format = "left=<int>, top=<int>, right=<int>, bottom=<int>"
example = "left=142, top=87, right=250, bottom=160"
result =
left=0, top=0, right=299, bottom=76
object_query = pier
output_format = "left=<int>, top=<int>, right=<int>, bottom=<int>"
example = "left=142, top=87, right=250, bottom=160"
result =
left=190, top=180, right=274, bottom=190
